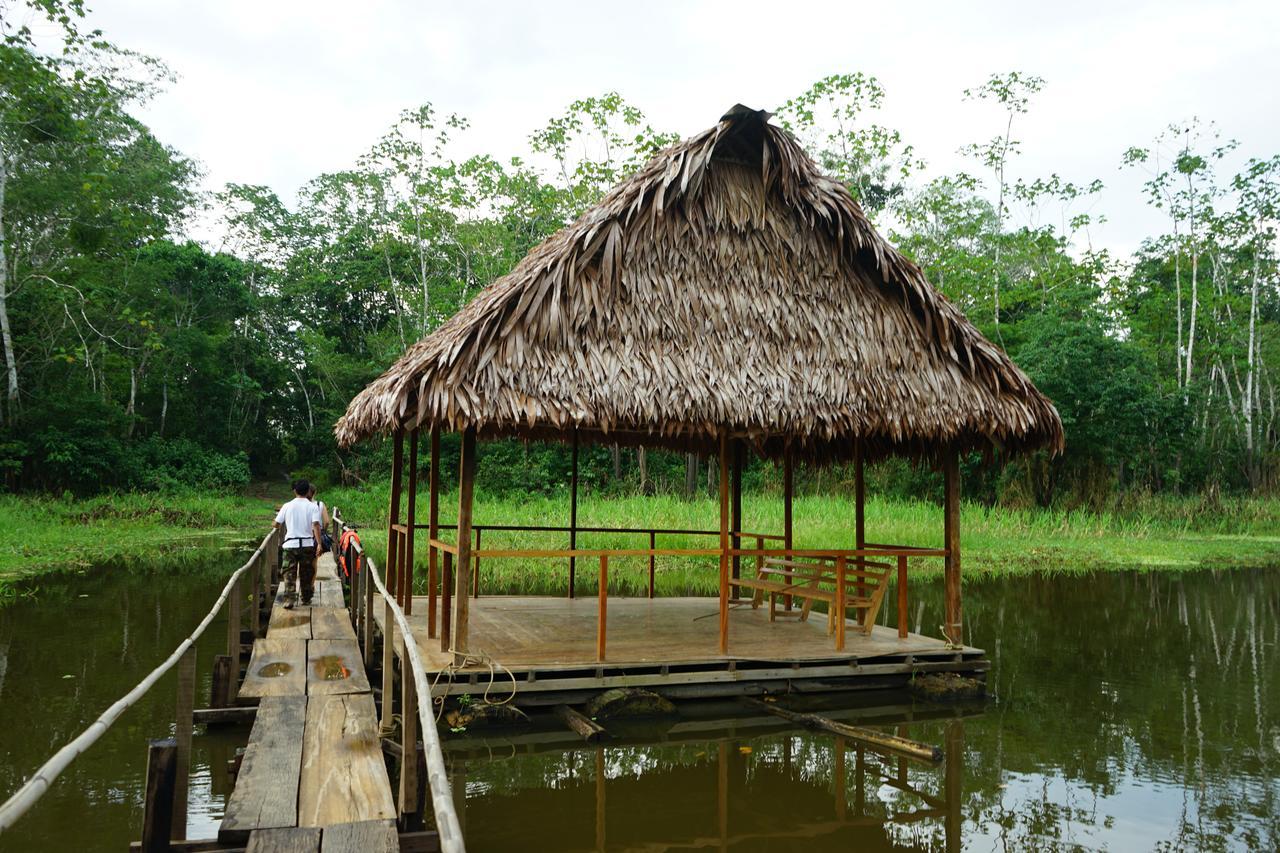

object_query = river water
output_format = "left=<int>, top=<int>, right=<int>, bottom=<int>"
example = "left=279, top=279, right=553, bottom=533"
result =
left=0, top=560, right=1275, bottom=851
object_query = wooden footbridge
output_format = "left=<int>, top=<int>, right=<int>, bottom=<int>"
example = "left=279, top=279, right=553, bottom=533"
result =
left=0, top=526, right=464, bottom=853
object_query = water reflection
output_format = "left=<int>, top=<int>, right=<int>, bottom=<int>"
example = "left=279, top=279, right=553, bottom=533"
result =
left=450, top=568, right=1279, bottom=852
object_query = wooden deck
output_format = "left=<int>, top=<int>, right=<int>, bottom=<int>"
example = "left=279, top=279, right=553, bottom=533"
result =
left=222, top=553, right=398, bottom=851
left=383, top=595, right=987, bottom=705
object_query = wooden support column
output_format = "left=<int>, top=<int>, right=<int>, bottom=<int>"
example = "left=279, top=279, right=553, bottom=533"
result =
left=380, top=604, right=396, bottom=733
left=440, top=552, right=453, bottom=654
left=597, top=555, right=608, bottom=662
left=226, top=577, right=240, bottom=700
left=427, top=427, right=440, bottom=639
left=718, top=433, right=730, bottom=655
left=404, top=428, right=419, bottom=615
left=783, top=445, right=794, bottom=610
left=399, top=648, right=419, bottom=817
left=172, top=646, right=196, bottom=840
left=452, top=429, right=477, bottom=663
left=854, top=441, right=866, bottom=626
left=594, top=747, right=606, bottom=853
left=386, top=430, right=405, bottom=609
left=943, top=449, right=962, bottom=646
left=569, top=431, right=579, bottom=599
left=730, top=440, right=743, bottom=598
left=141, top=738, right=177, bottom=853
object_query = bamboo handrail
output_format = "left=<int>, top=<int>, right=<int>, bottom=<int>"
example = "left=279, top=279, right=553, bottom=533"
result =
left=0, top=526, right=280, bottom=834
left=335, top=512, right=464, bottom=853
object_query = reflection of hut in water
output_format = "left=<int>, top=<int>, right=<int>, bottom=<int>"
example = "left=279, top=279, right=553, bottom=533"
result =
left=444, top=700, right=975, bottom=851
left=336, top=105, right=1063, bottom=702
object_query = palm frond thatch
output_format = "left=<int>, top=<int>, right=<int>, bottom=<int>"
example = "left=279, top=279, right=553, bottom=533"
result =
left=336, top=105, right=1064, bottom=464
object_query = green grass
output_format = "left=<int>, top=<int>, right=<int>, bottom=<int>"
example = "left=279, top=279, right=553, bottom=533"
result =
left=0, top=490, right=280, bottom=591
left=326, top=486, right=1280, bottom=597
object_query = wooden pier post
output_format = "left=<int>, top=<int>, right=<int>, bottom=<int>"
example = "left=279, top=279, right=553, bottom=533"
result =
left=381, top=604, right=397, bottom=734
left=427, top=427, right=440, bottom=639
left=597, top=555, right=608, bottom=662
left=943, top=450, right=962, bottom=646
left=362, top=550, right=375, bottom=666
left=854, top=442, right=866, bottom=626
left=172, top=646, right=196, bottom=840
left=440, top=552, right=452, bottom=654
left=569, top=431, right=579, bottom=599
left=945, top=720, right=963, bottom=853
left=386, top=430, right=404, bottom=610
left=594, top=747, right=606, bottom=853
left=452, top=429, right=477, bottom=663
left=718, top=433, right=730, bottom=655
left=731, top=440, right=743, bottom=598
left=250, top=553, right=261, bottom=639
left=405, top=428, right=418, bottom=615
left=783, top=444, right=794, bottom=610
left=226, top=577, right=240, bottom=700
left=141, top=738, right=177, bottom=853
left=399, top=649, right=419, bottom=817
left=897, top=554, right=908, bottom=639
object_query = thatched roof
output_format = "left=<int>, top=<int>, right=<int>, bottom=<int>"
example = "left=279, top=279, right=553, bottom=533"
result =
left=336, top=105, right=1063, bottom=464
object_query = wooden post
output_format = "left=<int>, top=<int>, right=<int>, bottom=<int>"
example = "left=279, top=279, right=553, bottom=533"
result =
left=597, top=555, right=608, bottom=662
left=440, top=551, right=453, bottom=653
left=943, top=450, right=962, bottom=646
left=452, top=429, right=477, bottom=662
left=380, top=601, right=396, bottom=733
left=250, top=553, right=261, bottom=639
left=399, top=646, right=419, bottom=817
left=473, top=527, right=481, bottom=599
left=404, top=428, right=418, bottom=615
left=648, top=530, right=656, bottom=599
left=717, top=741, right=729, bottom=848
left=210, top=655, right=232, bottom=709
left=783, top=445, right=794, bottom=610
left=386, top=430, right=405, bottom=609
left=897, top=554, right=909, bottom=639
left=226, top=577, right=240, bottom=700
left=141, top=738, right=177, bottom=853
left=718, top=433, right=730, bottom=655
left=854, top=442, right=866, bottom=626
left=835, top=555, right=847, bottom=651
left=569, top=432, right=579, bottom=599
left=172, top=646, right=196, bottom=840
left=427, top=427, right=440, bottom=639
left=731, top=440, right=743, bottom=598
left=362, top=551, right=375, bottom=666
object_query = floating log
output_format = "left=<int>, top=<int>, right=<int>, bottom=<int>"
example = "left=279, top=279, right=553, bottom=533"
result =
left=553, top=705, right=607, bottom=743
left=743, top=698, right=941, bottom=763
left=583, top=687, right=676, bottom=720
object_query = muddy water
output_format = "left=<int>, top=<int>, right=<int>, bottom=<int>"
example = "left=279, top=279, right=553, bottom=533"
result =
left=450, top=569, right=1279, bottom=851
left=0, top=562, right=1275, bottom=851
left=0, top=548, right=254, bottom=852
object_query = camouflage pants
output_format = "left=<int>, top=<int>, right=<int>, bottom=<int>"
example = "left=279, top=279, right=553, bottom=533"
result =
left=283, top=547, right=317, bottom=604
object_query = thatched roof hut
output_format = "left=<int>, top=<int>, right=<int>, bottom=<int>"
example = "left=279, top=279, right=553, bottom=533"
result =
left=336, top=105, right=1063, bottom=463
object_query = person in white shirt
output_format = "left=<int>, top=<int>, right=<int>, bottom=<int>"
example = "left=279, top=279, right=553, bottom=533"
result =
left=273, top=479, right=323, bottom=608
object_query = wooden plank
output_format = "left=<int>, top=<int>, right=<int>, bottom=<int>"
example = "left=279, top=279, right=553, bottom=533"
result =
left=316, top=581, right=345, bottom=610
left=245, top=827, right=322, bottom=853
left=320, top=820, right=398, bottom=852
left=245, top=827, right=321, bottom=853
left=220, top=696, right=307, bottom=843
left=310, top=608, right=356, bottom=641
left=268, top=606, right=313, bottom=641
left=315, top=554, right=339, bottom=582
left=298, top=694, right=396, bottom=827
left=307, top=639, right=370, bottom=696
left=239, top=639, right=307, bottom=700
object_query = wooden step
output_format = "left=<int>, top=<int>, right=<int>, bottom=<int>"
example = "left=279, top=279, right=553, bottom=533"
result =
left=221, top=696, right=307, bottom=843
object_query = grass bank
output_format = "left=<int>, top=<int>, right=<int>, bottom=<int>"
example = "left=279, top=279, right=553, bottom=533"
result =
left=0, top=490, right=280, bottom=593
left=327, top=487, right=1280, bottom=597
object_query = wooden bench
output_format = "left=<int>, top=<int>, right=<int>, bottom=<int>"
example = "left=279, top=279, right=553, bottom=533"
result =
left=733, top=556, right=893, bottom=636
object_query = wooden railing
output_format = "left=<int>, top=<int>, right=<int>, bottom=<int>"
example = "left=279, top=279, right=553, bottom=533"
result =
left=0, top=526, right=282, bottom=846
left=333, top=511, right=464, bottom=853
left=414, top=520, right=944, bottom=660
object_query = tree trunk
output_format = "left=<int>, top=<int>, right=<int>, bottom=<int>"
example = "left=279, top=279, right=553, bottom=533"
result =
left=637, top=446, right=649, bottom=495
left=0, top=152, right=17, bottom=423
left=685, top=453, right=697, bottom=499
left=159, top=377, right=168, bottom=436
left=611, top=444, right=621, bottom=480
left=127, top=367, right=138, bottom=438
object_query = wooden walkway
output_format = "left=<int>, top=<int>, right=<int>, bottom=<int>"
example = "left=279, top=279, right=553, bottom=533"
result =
left=222, top=553, right=398, bottom=851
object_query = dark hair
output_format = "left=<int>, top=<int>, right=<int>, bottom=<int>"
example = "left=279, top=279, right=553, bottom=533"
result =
left=292, top=479, right=311, bottom=496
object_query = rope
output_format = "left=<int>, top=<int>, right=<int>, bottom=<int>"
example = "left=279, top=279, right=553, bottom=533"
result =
left=428, top=647, right=518, bottom=723
left=0, top=527, right=277, bottom=834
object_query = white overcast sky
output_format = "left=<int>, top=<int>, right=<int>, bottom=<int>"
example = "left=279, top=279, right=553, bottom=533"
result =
left=69, top=0, right=1280, bottom=258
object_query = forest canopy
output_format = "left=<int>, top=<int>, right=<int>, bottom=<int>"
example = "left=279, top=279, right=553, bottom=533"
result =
left=2, top=4, right=1278, bottom=504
